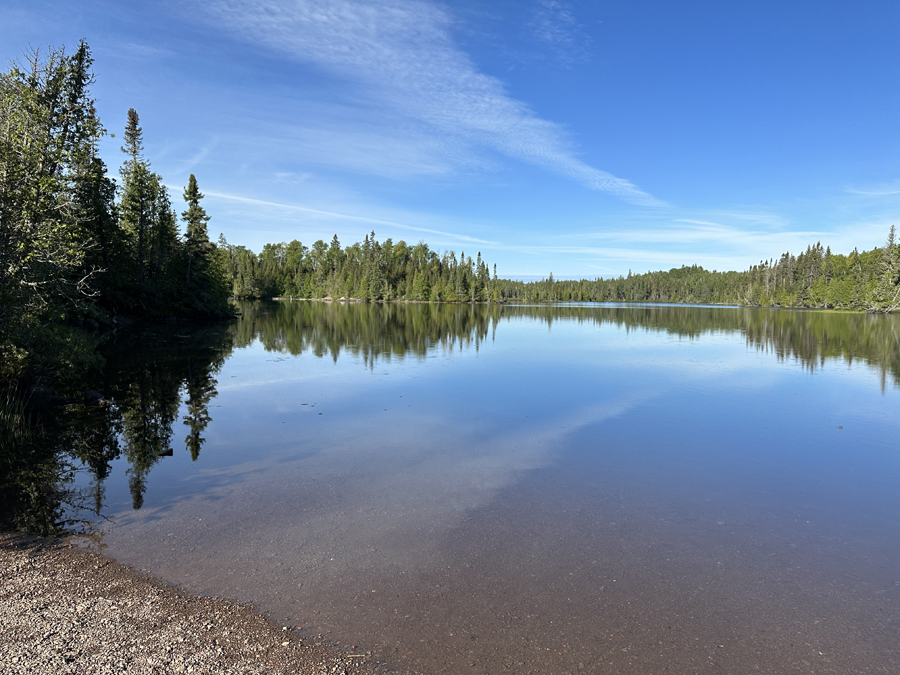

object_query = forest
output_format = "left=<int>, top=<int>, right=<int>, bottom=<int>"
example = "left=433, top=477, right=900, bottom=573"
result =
left=219, top=233, right=501, bottom=303
left=221, top=229, right=900, bottom=312
left=493, top=232, right=900, bottom=312
left=0, top=42, right=231, bottom=389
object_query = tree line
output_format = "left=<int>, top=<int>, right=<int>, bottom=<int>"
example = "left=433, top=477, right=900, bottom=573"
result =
left=494, top=227, right=900, bottom=313
left=219, top=233, right=502, bottom=303
left=0, top=42, right=231, bottom=385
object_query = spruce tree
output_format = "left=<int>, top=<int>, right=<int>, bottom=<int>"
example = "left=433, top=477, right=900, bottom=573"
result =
left=182, top=174, right=211, bottom=288
left=872, top=225, right=900, bottom=312
left=119, top=108, right=152, bottom=298
left=118, top=109, right=183, bottom=313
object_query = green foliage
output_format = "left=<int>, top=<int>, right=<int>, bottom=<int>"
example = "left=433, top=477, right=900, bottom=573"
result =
left=871, top=225, right=900, bottom=312
left=0, top=42, right=105, bottom=375
left=219, top=231, right=500, bottom=303
left=1, top=42, right=234, bottom=382
left=495, top=229, right=899, bottom=313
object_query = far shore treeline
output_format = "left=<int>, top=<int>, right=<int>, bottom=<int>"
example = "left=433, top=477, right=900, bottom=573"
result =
left=497, top=233, right=900, bottom=310
left=226, top=230, right=900, bottom=312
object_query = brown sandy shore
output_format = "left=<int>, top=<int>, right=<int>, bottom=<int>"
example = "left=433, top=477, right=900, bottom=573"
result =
left=0, top=532, right=382, bottom=675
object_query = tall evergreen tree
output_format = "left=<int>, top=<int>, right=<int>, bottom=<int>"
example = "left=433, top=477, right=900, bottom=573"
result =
left=182, top=174, right=211, bottom=288
left=872, top=225, right=900, bottom=312
left=118, top=108, right=182, bottom=312
left=118, top=108, right=152, bottom=300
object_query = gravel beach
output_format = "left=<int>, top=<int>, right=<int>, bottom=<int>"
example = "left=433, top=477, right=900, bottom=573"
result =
left=0, top=532, right=375, bottom=675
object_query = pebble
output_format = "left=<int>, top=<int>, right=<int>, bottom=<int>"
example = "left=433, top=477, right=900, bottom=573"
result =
left=0, top=532, right=372, bottom=675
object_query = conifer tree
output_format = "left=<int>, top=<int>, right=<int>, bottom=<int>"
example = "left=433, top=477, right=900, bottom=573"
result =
left=182, top=174, right=211, bottom=288
left=872, top=225, right=900, bottom=312
left=119, top=108, right=152, bottom=298
left=118, top=108, right=184, bottom=311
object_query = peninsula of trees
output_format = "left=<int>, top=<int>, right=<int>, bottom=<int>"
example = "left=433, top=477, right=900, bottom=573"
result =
left=219, top=234, right=500, bottom=303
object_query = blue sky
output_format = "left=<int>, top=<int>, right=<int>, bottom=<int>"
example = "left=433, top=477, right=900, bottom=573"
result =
left=4, top=0, right=899, bottom=279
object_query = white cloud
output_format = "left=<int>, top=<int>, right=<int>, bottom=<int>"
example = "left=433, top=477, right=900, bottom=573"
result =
left=202, top=188, right=498, bottom=246
left=279, top=122, right=492, bottom=178
left=197, top=0, right=662, bottom=205
left=530, top=0, right=591, bottom=66
left=845, top=181, right=900, bottom=197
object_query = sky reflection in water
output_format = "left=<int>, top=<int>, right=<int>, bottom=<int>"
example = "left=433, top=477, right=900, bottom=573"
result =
left=81, top=302, right=900, bottom=674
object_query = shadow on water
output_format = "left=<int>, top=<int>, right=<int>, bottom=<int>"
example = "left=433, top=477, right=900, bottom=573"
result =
left=2, top=301, right=899, bottom=535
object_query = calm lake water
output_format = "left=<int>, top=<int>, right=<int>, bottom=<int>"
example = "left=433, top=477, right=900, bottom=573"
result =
left=67, top=301, right=899, bottom=674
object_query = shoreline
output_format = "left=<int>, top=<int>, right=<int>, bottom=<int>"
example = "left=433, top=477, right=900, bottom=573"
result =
left=0, top=531, right=385, bottom=675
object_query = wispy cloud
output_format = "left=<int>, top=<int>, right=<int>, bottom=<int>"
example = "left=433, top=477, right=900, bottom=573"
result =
left=845, top=181, right=900, bottom=197
left=495, top=243, right=747, bottom=269
left=203, top=189, right=497, bottom=246
left=197, top=0, right=661, bottom=206
left=172, top=140, right=216, bottom=177
left=530, top=0, right=591, bottom=66
left=278, top=121, right=493, bottom=178
left=101, top=40, right=175, bottom=61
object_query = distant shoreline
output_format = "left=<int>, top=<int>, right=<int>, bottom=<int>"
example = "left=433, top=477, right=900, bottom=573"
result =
left=269, top=296, right=501, bottom=305
left=264, top=296, right=881, bottom=311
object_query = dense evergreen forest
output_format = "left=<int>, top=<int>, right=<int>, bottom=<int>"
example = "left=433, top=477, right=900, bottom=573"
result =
left=224, top=228, right=900, bottom=313
left=494, top=230, right=900, bottom=312
left=0, top=42, right=231, bottom=387
left=220, top=233, right=501, bottom=303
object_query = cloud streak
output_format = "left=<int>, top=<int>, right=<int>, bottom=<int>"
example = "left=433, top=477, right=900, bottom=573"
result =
left=203, top=189, right=497, bottom=246
left=845, top=181, right=900, bottom=197
left=199, top=0, right=662, bottom=206
left=530, top=0, right=591, bottom=66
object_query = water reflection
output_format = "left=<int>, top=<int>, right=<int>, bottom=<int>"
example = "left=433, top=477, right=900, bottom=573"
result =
left=240, top=301, right=900, bottom=386
left=3, top=300, right=898, bottom=673
left=0, top=324, right=231, bottom=534
left=234, top=299, right=501, bottom=365
left=3, top=302, right=899, bottom=537
left=85, top=301, right=900, bottom=675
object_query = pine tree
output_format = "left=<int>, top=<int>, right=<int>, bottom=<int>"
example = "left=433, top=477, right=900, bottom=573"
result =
left=118, top=109, right=185, bottom=312
left=119, top=108, right=153, bottom=299
left=872, top=225, right=900, bottom=312
left=182, top=174, right=211, bottom=288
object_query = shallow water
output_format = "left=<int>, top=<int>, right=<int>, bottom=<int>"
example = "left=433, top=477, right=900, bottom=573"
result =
left=70, top=302, right=900, bottom=674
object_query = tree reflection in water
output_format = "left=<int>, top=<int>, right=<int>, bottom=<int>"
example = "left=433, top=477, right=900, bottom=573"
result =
left=2, top=301, right=898, bottom=535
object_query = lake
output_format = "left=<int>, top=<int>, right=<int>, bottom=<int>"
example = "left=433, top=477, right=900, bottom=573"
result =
left=58, top=301, right=900, bottom=673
